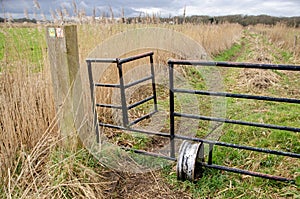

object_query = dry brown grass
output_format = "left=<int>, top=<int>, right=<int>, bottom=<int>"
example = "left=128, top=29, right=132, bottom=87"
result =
left=252, top=23, right=300, bottom=63
left=77, top=23, right=243, bottom=59
left=0, top=65, right=114, bottom=198
left=0, top=26, right=57, bottom=197
left=0, top=26, right=55, bottom=178
left=179, top=23, right=243, bottom=56
left=0, top=24, right=120, bottom=198
left=0, top=67, right=55, bottom=176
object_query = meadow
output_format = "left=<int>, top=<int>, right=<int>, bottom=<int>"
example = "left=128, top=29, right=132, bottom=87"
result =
left=0, top=21, right=299, bottom=198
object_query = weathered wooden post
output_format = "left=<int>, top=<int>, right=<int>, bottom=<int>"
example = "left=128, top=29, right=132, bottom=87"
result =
left=46, top=25, right=86, bottom=148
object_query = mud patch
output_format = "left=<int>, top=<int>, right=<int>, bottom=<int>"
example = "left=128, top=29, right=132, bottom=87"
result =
left=105, top=171, right=191, bottom=199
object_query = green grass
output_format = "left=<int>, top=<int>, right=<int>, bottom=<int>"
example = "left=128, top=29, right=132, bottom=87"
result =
left=0, top=31, right=5, bottom=61
left=163, top=163, right=299, bottom=199
left=0, top=27, right=46, bottom=72
left=214, top=42, right=243, bottom=61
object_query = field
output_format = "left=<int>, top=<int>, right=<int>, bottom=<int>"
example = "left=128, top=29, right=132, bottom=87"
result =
left=0, top=22, right=299, bottom=198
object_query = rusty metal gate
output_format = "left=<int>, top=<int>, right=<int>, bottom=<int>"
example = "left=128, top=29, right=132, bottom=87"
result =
left=86, top=51, right=300, bottom=183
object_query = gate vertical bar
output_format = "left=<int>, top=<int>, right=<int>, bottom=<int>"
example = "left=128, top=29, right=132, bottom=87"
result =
left=87, top=61, right=100, bottom=143
left=150, top=55, right=158, bottom=112
left=117, top=60, right=129, bottom=126
left=208, top=143, right=214, bottom=165
left=169, top=62, right=175, bottom=158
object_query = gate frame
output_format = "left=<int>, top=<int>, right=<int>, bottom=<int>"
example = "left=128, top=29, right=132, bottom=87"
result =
left=86, top=51, right=158, bottom=141
left=86, top=52, right=300, bottom=183
left=168, top=59, right=300, bottom=183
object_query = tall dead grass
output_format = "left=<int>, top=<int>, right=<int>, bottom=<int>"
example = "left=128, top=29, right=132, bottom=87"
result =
left=253, top=23, right=300, bottom=63
left=0, top=26, right=56, bottom=196
left=178, top=22, right=243, bottom=56
left=0, top=25, right=115, bottom=198
left=0, top=26, right=54, bottom=177
left=77, top=22, right=243, bottom=59
left=0, top=66, right=55, bottom=176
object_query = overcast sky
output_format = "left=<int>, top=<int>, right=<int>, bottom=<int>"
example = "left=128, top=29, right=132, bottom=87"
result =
left=1, top=0, right=300, bottom=19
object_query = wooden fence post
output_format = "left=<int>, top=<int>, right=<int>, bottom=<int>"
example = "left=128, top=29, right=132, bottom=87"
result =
left=46, top=25, right=84, bottom=148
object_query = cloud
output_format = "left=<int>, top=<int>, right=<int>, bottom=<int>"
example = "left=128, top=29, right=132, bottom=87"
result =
left=1, top=0, right=300, bottom=19
left=180, top=0, right=300, bottom=16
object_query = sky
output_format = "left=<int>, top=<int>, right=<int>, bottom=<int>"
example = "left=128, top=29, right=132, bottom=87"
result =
left=1, top=0, right=300, bottom=20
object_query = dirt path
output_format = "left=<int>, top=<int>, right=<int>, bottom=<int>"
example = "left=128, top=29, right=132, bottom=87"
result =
left=104, top=171, right=192, bottom=199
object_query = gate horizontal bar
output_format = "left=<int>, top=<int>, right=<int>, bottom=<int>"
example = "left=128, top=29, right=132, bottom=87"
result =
left=99, top=122, right=300, bottom=158
left=86, top=58, right=118, bottom=63
left=128, top=96, right=154, bottom=110
left=121, top=147, right=176, bottom=161
left=168, top=60, right=300, bottom=71
left=119, top=51, right=154, bottom=64
left=174, top=89, right=300, bottom=104
left=96, top=103, right=122, bottom=109
left=128, top=110, right=158, bottom=127
left=125, top=76, right=152, bottom=89
left=86, top=52, right=154, bottom=64
left=94, top=83, right=120, bottom=88
left=94, top=76, right=152, bottom=89
left=99, top=123, right=171, bottom=138
left=200, top=163, right=295, bottom=183
left=174, top=134, right=300, bottom=158
left=174, top=112, right=300, bottom=132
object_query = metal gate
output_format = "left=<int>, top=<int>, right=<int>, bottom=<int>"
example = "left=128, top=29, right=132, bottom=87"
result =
left=86, top=51, right=300, bottom=183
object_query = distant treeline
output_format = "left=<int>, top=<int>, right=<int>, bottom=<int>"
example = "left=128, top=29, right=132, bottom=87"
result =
left=0, top=17, right=37, bottom=23
left=131, top=14, right=300, bottom=27
left=184, top=15, right=300, bottom=27
left=1, top=14, right=300, bottom=27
